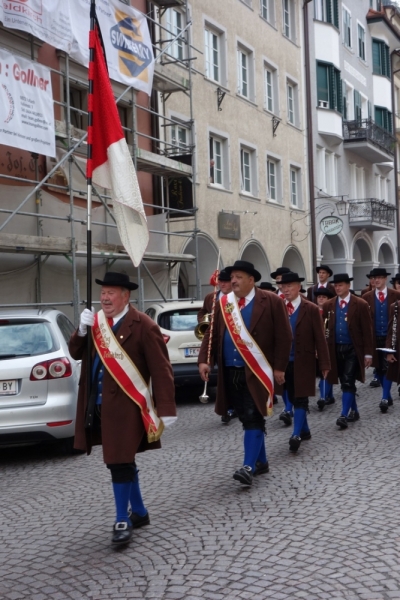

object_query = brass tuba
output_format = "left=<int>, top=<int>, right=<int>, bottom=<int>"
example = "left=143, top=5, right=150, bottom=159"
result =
left=194, top=313, right=211, bottom=340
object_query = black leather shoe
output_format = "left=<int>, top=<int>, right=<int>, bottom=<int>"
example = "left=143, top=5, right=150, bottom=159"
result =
left=254, top=461, right=269, bottom=476
left=325, top=397, right=335, bottom=405
left=346, top=410, right=360, bottom=422
left=279, top=410, right=292, bottom=426
left=388, top=398, right=394, bottom=407
left=317, top=399, right=325, bottom=411
left=112, top=521, right=133, bottom=545
left=233, top=466, right=253, bottom=485
left=128, top=511, right=150, bottom=529
left=380, top=400, right=389, bottom=413
left=273, top=395, right=278, bottom=405
left=221, top=415, right=231, bottom=424
left=370, top=378, right=380, bottom=388
left=300, top=431, right=312, bottom=441
left=227, top=409, right=237, bottom=419
left=336, top=416, right=348, bottom=429
left=289, top=435, right=301, bottom=452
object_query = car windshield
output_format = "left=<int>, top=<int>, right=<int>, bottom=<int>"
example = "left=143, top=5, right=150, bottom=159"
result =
left=158, top=309, right=199, bottom=331
left=0, top=320, right=59, bottom=358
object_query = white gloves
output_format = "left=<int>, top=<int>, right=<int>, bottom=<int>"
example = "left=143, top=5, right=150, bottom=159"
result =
left=78, top=308, right=95, bottom=336
left=162, top=416, right=178, bottom=428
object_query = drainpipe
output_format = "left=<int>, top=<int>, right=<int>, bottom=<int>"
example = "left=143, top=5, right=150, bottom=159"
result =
left=391, top=49, right=400, bottom=266
left=303, top=0, right=317, bottom=282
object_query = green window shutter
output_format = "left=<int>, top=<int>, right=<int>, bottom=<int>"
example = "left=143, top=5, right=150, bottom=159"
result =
left=354, top=90, right=362, bottom=123
left=387, top=110, right=393, bottom=133
left=385, top=44, right=391, bottom=77
left=317, top=63, right=329, bottom=102
left=375, top=106, right=384, bottom=128
left=326, top=0, right=332, bottom=25
left=329, top=64, right=335, bottom=109
left=333, top=0, right=339, bottom=28
left=372, top=39, right=381, bottom=74
left=337, top=76, right=343, bottom=114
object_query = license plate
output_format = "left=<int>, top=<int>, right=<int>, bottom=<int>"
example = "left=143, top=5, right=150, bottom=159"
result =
left=184, top=347, right=200, bottom=357
left=0, top=380, right=17, bottom=395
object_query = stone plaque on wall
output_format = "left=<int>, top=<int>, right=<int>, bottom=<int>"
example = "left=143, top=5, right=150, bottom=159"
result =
left=218, top=212, right=240, bottom=240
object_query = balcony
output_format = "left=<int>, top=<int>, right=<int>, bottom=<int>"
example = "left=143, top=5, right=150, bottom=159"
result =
left=348, top=199, right=396, bottom=231
left=343, top=118, right=396, bottom=163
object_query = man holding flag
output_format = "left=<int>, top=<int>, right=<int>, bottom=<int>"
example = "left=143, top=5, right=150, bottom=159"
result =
left=69, top=3, right=175, bottom=547
left=198, top=260, right=292, bottom=486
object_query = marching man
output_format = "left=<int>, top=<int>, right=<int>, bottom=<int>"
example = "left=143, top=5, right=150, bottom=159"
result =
left=198, top=260, right=292, bottom=486
left=280, top=272, right=330, bottom=452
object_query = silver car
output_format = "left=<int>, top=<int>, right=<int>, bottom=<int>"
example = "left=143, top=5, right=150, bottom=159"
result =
left=0, top=309, right=80, bottom=452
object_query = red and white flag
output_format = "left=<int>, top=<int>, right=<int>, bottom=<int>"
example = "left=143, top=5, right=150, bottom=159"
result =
left=87, top=22, right=149, bottom=267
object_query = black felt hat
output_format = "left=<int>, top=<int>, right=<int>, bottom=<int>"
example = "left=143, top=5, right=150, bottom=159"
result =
left=367, top=267, right=391, bottom=278
left=316, top=264, right=333, bottom=277
left=95, top=271, right=138, bottom=290
left=225, top=260, right=261, bottom=282
left=314, top=287, right=335, bottom=299
left=270, top=267, right=291, bottom=280
left=258, top=282, right=276, bottom=292
left=331, top=273, right=353, bottom=284
left=390, top=273, right=400, bottom=285
left=280, top=271, right=305, bottom=284
left=218, top=269, right=231, bottom=282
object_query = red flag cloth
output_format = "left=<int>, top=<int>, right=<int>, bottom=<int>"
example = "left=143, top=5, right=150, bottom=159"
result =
left=87, top=24, right=149, bottom=267
left=209, top=270, right=219, bottom=286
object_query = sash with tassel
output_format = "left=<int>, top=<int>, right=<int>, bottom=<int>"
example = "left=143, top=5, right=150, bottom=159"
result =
left=92, top=310, right=164, bottom=442
left=220, top=291, right=274, bottom=415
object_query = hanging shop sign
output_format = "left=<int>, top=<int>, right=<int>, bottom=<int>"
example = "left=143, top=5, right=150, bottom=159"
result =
left=320, top=216, right=343, bottom=236
left=0, top=48, right=55, bottom=157
left=218, top=212, right=240, bottom=240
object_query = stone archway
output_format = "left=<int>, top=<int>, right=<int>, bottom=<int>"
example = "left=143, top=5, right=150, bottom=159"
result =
left=353, top=237, right=374, bottom=291
left=320, top=234, right=348, bottom=275
left=239, top=241, right=271, bottom=282
left=378, top=242, right=396, bottom=278
left=179, top=235, right=220, bottom=299
left=282, top=246, right=306, bottom=278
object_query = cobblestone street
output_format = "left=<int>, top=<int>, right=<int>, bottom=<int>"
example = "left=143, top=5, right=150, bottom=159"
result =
left=2, top=371, right=400, bottom=600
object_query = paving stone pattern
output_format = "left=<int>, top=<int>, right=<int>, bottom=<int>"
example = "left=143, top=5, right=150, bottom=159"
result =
left=1, top=373, right=400, bottom=600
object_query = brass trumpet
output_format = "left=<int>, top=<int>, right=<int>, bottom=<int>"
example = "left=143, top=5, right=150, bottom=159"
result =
left=194, top=313, right=211, bottom=340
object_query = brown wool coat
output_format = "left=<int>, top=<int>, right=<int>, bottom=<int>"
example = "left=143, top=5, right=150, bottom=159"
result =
left=306, top=283, right=336, bottom=304
left=322, top=294, right=373, bottom=385
left=289, top=297, right=331, bottom=397
left=198, top=288, right=292, bottom=417
left=362, top=289, right=400, bottom=368
left=197, top=291, right=217, bottom=323
left=385, top=301, right=400, bottom=383
left=69, top=305, right=176, bottom=464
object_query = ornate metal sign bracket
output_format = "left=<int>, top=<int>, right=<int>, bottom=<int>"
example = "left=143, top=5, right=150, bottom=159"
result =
left=217, top=87, right=226, bottom=111
left=272, top=116, right=281, bottom=137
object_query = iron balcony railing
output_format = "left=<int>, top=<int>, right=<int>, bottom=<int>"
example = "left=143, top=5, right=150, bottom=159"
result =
left=343, top=118, right=396, bottom=156
left=348, top=198, right=396, bottom=228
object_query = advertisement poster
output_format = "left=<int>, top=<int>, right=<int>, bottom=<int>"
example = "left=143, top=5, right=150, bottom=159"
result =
left=0, top=48, right=55, bottom=156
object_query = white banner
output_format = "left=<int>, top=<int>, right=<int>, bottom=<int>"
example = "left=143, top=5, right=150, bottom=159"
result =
left=0, top=0, right=73, bottom=53
left=69, top=0, right=154, bottom=96
left=0, top=48, right=55, bottom=156
left=0, top=0, right=155, bottom=96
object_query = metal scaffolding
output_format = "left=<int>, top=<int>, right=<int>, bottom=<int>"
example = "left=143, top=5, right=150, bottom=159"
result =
left=0, top=0, right=198, bottom=325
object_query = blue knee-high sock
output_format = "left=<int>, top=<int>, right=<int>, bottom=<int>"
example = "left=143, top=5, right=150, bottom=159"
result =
left=318, top=378, right=325, bottom=399
left=244, top=429, right=264, bottom=471
left=256, top=435, right=268, bottom=464
left=293, top=408, right=306, bottom=436
left=341, top=391, right=353, bottom=417
left=382, top=376, right=392, bottom=401
left=283, top=390, right=293, bottom=414
left=376, top=372, right=384, bottom=387
left=326, top=382, right=333, bottom=398
left=301, top=414, right=310, bottom=434
left=112, top=482, right=131, bottom=523
left=129, top=470, right=147, bottom=517
left=350, top=392, right=358, bottom=412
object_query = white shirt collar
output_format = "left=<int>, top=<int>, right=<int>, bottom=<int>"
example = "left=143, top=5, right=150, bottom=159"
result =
left=338, top=293, right=351, bottom=305
left=110, top=304, right=129, bottom=325
left=286, top=295, right=301, bottom=311
left=375, top=287, right=387, bottom=299
left=318, top=282, right=328, bottom=288
left=235, top=287, right=255, bottom=307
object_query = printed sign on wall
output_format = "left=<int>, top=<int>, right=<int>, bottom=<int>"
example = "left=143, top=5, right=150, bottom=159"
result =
left=0, top=48, right=55, bottom=156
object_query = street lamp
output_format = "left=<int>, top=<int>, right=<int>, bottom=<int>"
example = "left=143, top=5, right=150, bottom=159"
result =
left=336, top=198, right=349, bottom=216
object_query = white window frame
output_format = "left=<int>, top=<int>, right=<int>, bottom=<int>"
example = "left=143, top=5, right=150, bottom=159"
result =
left=283, top=0, right=295, bottom=42
left=209, top=130, right=230, bottom=190
left=286, top=76, right=299, bottom=126
left=204, top=27, right=220, bottom=83
left=237, top=41, right=255, bottom=101
left=317, top=147, right=337, bottom=195
left=169, top=117, right=191, bottom=156
left=357, top=22, right=366, bottom=61
left=240, top=142, right=258, bottom=197
left=167, top=8, right=185, bottom=61
left=289, top=165, right=302, bottom=208
left=263, top=60, right=278, bottom=114
left=266, top=153, right=282, bottom=203
left=344, top=80, right=354, bottom=120
left=342, top=5, right=352, bottom=49
left=260, top=0, right=275, bottom=25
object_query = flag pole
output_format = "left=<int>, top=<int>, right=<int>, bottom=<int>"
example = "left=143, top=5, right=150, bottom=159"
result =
left=84, top=0, right=96, bottom=429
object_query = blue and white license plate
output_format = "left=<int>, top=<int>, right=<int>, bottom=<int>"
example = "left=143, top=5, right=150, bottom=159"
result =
left=0, top=380, right=17, bottom=395
left=184, top=347, right=200, bottom=358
